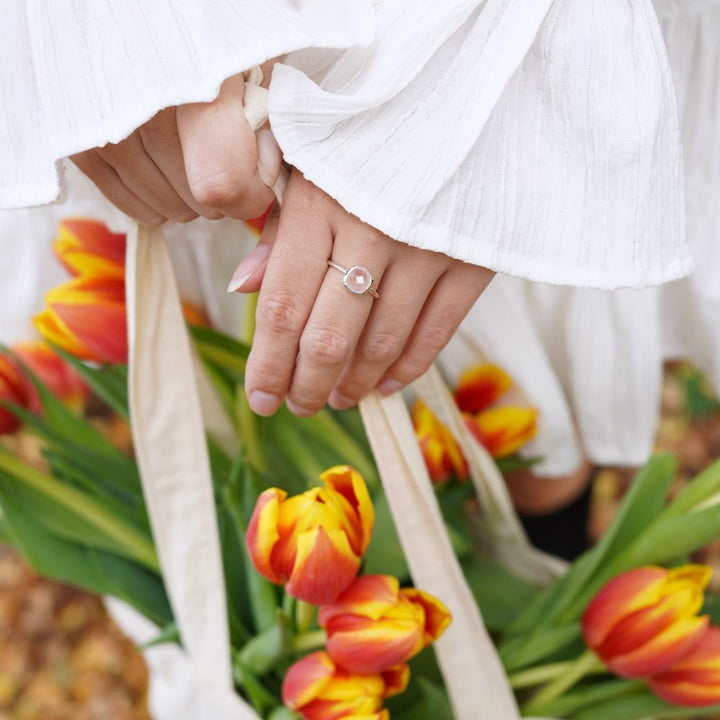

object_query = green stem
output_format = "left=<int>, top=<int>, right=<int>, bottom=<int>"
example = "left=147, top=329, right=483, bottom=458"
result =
left=522, top=649, right=603, bottom=715
left=273, top=419, right=326, bottom=487
left=509, top=661, right=577, bottom=690
left=236, top=386, right=267, bottom=474
left=295, top=600, right=317, bottom=634
left=0, top=448, right=159, bottom=571
left=292, top=629, right=327, bottom=654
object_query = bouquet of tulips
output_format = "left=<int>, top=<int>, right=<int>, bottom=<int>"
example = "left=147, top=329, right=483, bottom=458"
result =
left=0, top=218, right=719, bottom=720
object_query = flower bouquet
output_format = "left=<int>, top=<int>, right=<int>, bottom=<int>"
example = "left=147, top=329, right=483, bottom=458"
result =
left=0, top=218, right=719, bottom=720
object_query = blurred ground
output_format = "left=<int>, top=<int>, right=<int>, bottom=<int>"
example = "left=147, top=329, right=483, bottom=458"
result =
left=0, top=362, right=718, bottom=719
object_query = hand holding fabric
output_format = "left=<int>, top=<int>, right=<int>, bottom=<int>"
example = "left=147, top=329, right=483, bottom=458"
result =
left=71, top=73, right=281, bottom=225
left=231, top=170, right=494, bottom=417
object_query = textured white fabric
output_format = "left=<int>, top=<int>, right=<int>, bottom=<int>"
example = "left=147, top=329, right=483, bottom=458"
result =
left=441, top=0, right=720, bottom=475
left=0, top=0, right=692, bottom=289
left=270, top=0, right=690, bottom=288
left=0, top=0, right=373, bottom=209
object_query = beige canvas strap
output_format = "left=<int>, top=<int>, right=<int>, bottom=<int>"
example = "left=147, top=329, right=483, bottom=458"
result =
left=126, top=224, right=258, bottom=718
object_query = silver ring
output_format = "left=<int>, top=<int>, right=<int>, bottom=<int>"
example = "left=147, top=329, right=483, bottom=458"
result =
left=327, top=261, right=380, bottom=299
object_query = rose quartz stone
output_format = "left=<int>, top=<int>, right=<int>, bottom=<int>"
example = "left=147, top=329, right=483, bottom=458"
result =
left=343, top=266, right=373, bottom=294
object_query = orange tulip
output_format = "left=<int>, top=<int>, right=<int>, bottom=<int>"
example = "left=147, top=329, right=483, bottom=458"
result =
left=648, top=626, right=720, bottom=708
left=11, top=341, right=89, bottom=413
left=582, top=566, right=712, bottom=678
left=282, top=650, right=407, bottom=720
left=34, top=275, right=127, bottom=365
left=319, top=574, right=451, bottom=674
left=0, top=355, right=29, bottom=435
left=246, top=466, right=374, bottom=604
left=246, top=205, right=273, bottom=235
left=53, top=218, right=126, bottom=279
left=454, top=364, right=513, bottom=413
left=411, top=400, right=468, bottom=483
left=464, top=406, right=538, bottom=458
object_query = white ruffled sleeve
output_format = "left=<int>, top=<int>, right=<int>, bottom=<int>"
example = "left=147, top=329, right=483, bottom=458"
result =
left=269, top=0, right=693, bottom=289
left=0, top=0, right=374, bottom=209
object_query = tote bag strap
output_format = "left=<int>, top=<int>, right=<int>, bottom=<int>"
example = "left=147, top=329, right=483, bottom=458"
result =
left=126, top=224, right=258, bottom=717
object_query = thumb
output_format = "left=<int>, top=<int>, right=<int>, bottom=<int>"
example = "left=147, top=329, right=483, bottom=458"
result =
left=226, top=205, right=280, bottom=293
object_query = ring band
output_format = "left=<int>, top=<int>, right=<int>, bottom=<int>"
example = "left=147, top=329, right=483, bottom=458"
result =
left=327, top=261, right=380, bottom=299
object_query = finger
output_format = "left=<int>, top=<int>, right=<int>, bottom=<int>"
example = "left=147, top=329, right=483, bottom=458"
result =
left=285, top=231, right=391, bottom=417
left=138, top=108, right=222, bottom=220
left=177, top=73, right=275, bottom=219
left=328, top=252, right=447, bottom=410
left=376, top=264, right=494, bottom=395
left=70, top=150, right=166, bottom=225
left=98, top=133, right=197, bottom=222
left=244, top=175, right=334, bottom=416
left=227, top=204, right=280, bottom=293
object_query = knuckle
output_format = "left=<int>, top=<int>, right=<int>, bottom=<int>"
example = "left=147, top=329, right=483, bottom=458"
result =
left=257, top=292, right=305, bottom=337
left=188, top=169, right=248, bottom=208
left=358, top=330, right=404, bottom=366
left=422, top=322, right=454, bottom=355
left=300, top=327, right=353, bottom=366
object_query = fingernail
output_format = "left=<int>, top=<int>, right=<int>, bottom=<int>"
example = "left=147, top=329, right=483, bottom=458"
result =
left=328, top=391, right=356, bottom=411
left=286, top=399, right=316, bottom=418
left=227, top=243, right=270, bottom=293
left=377, top=379, right=404, bottom=396
left=257, top=128, right=282, bottom=188
left=248, top=390, right=281, bottom=416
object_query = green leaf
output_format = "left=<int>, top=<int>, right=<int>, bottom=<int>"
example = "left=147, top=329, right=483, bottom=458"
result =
left=363, top=491, right=409, bottom=580
left=705, top=592, right=720, bottom=624
left=190, top=325, right=249, bottom=377
left=571, top=688, right=720, bottom=720
left=500, top=623, right=582, bottom=672
left=48, top=347, right=129, bottom=418
left=461, top=554, right=538, bottom=632
left=658, top=458, right=720, bottom=519
left=0, top=497, right=171, bottom=626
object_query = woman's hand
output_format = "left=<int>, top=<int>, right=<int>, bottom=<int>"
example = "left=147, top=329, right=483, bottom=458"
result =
left=71, top=73, right=281, bottom=224
left=233, top=170, right=495, bottom=416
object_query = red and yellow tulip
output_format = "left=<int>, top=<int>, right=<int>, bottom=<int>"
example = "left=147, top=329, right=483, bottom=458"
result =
left=0, top=355, right=29, bottom=435
left=246, top=466, right=374, bottom=604
left=319, top=574, right=451, bottom=674
left=464, top=406, right=538, bottom=459
left=648, top=626, right=720, bottom=708
left=582, top=565, right=712, bottom=678
left=412, top=400, right=468, bottom=483
left=53, top=218, right=126, bottom=279
left=11, top=341, right=89, bottom=413
left=454, top=364, right=513, bottom=414
left=34, top=275, right=128, bottom=365
left=282, top=650, right=407, bottom=720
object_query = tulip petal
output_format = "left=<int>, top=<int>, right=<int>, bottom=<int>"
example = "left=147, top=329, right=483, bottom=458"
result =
left=319, top=576, right=400, bottom=626
left=382, top=665, right=410, bottom=698
left=286, top=526, right=360, bottom=604
left=282, top=651, right=336, bottom=710
left=34, top=309, right=94, bottom=360
left=454, top=364, right=513, bottom=413
left=649, top=679, right=720, bottom=708
left=402, top=588, right=452, bottom=643
left=324, top=614, right=422, bottom=674
left=582, top=567, right=668, bottom=648
left=469, top=406, right=538, bottom=458
left=246, top=488, right=285, bottom=584
left=52, top=301, right=128, bottom=365
left=58, top=250, right=125, bottom=280
left=55, top=218, right=126, bottom=267
left=607, top=615, right=709, bottom=678
left=321, top=466, right=375, bottom=555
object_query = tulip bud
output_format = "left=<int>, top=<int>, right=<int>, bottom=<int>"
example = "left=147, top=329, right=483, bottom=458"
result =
left=319, top=574, right=451, bottom=674
left=411, top=400, right=468, bottom=483
left=34, top=275, right=128, bottom=365
left=11, top=342, right=89, bottom=413
left=53, top=218, right=126, bottom=279
left=246, top=466, right=374, bottom=604
left=582, top=565, right=712, bottom=678
left=454, top=363, right=513, bottom=413
left=0, top=355, right=29, bottom=435
left=282, top=651, right=406, bottom=720
left=464, top=406, right=538, bottom=458
left=648, top=626, right=720, bottom=708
